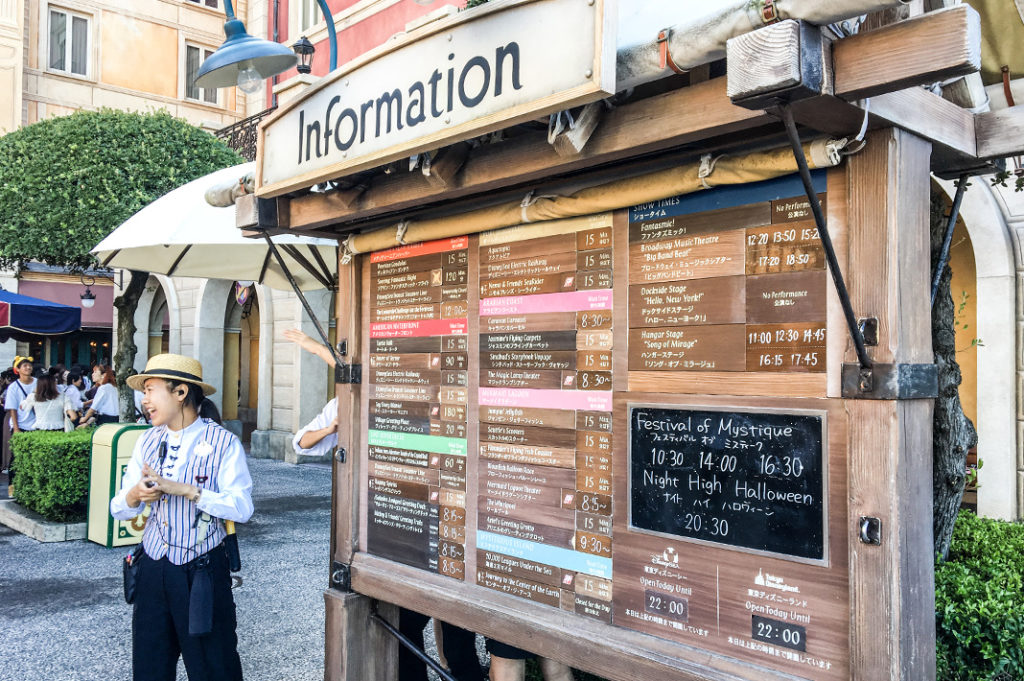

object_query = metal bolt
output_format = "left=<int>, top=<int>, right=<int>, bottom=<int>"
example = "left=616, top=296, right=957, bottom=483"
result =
left=448, top=34, right=453, bottom=42
left=585, top=69, right=593, bottom=78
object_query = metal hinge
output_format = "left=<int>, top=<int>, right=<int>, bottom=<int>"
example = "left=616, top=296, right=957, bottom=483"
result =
left=335, top=363, right=362, bottom=384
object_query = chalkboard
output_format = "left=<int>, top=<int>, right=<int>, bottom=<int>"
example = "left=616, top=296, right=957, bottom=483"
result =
left=629, top=406, right=825, bottom=561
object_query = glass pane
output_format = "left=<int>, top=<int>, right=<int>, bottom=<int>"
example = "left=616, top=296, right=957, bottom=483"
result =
left=203, top=49, right=217, bottom=104
left=48, top=11, right=66, bottom=71
left=205, top=0, right=218, bottom=7
left=303, top=0, right=320, bottom=31
left=185, top=45, right=199, bottom=100
left=71, top=16, right=88, bottom=75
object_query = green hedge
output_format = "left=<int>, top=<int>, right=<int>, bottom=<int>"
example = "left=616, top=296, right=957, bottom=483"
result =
left=936, top=510, right=1024, bottom=681
left=10, top=429, right=93, bottom=522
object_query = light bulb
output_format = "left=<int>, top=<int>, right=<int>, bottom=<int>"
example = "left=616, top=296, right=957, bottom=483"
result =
left=237, top=66, right=263, bottom=94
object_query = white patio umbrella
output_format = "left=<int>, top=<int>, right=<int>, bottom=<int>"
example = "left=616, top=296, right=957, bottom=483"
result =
left=92, top=163, right=336, bottom=291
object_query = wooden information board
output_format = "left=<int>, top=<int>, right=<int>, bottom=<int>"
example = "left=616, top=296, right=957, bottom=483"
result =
left=359, top=171, right=853, bottom=680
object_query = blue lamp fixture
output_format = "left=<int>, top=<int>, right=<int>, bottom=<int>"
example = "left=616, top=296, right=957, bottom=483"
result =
left=196, top=0, right=300, bottom=92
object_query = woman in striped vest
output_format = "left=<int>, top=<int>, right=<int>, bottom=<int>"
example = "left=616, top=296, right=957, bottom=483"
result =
left=111, top=354, right=253, bottom=681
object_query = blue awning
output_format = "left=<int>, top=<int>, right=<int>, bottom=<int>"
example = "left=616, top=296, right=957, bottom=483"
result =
left=0, top=289, right=82, bottom=342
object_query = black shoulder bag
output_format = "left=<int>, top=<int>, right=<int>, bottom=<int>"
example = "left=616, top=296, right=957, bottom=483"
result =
left=123, top=543, right=145, bottom=604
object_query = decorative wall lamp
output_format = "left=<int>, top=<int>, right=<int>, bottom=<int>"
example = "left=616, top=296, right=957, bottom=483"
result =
left=80, top=274, right=96, bottom=309
left=196, top=0, right=301, bottom=92
left=292, top=36, right=315, bottom=75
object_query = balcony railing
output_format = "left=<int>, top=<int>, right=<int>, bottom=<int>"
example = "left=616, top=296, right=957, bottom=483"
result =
left=216, top=107, right=276, bottom=162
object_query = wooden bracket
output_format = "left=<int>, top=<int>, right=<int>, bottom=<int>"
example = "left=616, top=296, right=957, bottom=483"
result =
left=550, top=102, right=606, bottom=157
left=424, top=142, right=470, bottom=189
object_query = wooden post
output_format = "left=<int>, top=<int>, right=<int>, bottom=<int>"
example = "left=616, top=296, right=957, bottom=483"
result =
left=845, top=128, right=936, bottom=680
left=323, top=255, right=396, bottom=681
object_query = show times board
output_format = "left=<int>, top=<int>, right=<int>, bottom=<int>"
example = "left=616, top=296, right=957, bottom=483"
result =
left=361, top=172, right=848, bottom=680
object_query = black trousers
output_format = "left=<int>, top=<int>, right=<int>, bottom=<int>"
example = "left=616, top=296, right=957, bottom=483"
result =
left=132, top=545, right=243, bottom=681
left=398, top=609, right=485, bottom=681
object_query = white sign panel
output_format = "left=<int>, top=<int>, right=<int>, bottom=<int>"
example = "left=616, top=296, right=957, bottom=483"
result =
left=257, top=0, right=617, bottom=197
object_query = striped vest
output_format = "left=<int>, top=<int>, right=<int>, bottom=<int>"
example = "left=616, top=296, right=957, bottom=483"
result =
left=139, top=419, right=233, bottom=565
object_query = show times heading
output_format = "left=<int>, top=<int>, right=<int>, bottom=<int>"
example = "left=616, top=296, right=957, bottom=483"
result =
left=296, top=43, right=524, bottom=164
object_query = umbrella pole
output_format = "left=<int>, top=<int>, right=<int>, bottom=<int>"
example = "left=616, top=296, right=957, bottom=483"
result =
left=261, top=233, right=346, bottom=369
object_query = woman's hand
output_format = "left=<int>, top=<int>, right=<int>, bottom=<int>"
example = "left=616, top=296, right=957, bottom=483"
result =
left=140, top=463, right=198, bottom=499
left=126, top=468, right=164, bottom=507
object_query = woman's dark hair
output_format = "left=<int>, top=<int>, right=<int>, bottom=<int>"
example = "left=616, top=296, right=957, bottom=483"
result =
left=35, top=372, right=59, bottom=401
left=167, top=379, right=205, bottom=413
left=199, top=398, right=223, bottom=425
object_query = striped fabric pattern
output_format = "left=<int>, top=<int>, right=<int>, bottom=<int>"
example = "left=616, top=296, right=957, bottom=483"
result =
left=139, top=420, right=231, bottom=565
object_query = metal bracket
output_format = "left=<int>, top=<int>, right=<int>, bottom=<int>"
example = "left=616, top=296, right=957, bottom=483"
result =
left=369, top=600, right=458, bottom=681
left=334, top=447, right=347, bottom=463
left=335, top=363, right=362, bottom=385
left=330, top=561, right=352, bottom=592
left=858, top=516, right=882, bottom=545
left=841, top=363, right=938, bottom=400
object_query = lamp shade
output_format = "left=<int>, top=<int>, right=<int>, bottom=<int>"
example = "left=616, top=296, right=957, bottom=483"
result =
left=196, top=18, right=298, bottom=89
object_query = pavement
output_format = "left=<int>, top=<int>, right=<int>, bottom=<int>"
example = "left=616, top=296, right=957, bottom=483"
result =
left=0, top=459, right=333, bottom=681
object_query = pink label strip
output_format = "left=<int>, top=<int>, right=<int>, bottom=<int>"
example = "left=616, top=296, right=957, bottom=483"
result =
left=479, top=290, right=613, bottom=317
left=370, top=318, right=468, bottom=339
left=479, top=388, right=612, bottom=412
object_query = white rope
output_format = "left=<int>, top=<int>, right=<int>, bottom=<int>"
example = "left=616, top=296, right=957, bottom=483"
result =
left=395, top=220, right=410, bottom=245
left=697, top=153, right=723, bottom=189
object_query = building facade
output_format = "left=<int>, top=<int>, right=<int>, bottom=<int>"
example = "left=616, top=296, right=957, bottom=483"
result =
left=1, top=0, right=252, bottom=134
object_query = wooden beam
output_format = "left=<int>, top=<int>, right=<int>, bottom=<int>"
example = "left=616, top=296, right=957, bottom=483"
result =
left=845, top=128, right=935, bottom=681
left=976, top=105, right=1024, bottom=160
left=833, top=5, right=980, bottom=100
left=352, top=554, right=803, bottom=681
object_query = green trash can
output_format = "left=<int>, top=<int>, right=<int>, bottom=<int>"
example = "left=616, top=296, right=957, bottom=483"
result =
left=87, top=423, right=150, bottom=547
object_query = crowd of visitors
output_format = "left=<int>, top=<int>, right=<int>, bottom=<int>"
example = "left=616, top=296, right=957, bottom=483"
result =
left=0, top=356, right=116, bottom=493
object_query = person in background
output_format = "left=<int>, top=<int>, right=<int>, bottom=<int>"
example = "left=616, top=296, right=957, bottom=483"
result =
left=82, top=363, right=103, bottom=404
left=0, top=368, right=17, bottom=475
left=284, top=328, right=487, bottom=681
left=4, top=357, right=37, bottom=492
left=19, top=368, right=67, bottom=432
left=64, top=371, right=86, bottom=428
left=79, top=367, right=119, bottom=427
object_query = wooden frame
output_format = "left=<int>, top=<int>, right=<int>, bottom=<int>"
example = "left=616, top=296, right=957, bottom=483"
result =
left=325, top=137, right=935, bottom=680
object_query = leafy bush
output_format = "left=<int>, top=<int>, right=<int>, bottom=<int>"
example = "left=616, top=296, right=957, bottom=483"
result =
left=0, top=108, right=242, bottom=270
left=10, top=429, right=93, bottom=522
left=936, top=510, right=1024, bottom=681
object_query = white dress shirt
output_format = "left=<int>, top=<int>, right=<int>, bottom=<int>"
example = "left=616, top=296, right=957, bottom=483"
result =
left=292, top=397, right=338, bottom=457
left=90, top=383, right=119, bottom=416
left=64, top=385, right=84, bottom=411
left=110, top=418, right=253, bottom=564
left=4, top=378, right=37, bottom=430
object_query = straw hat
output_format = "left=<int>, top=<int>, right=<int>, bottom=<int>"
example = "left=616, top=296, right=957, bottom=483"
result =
left=126, top=353, right=217, bottom=396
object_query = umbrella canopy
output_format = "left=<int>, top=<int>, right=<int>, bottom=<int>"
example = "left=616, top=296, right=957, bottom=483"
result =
left=92, top=163, right=336, bottom=291
left=0, top=289, right=82, bottom=342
